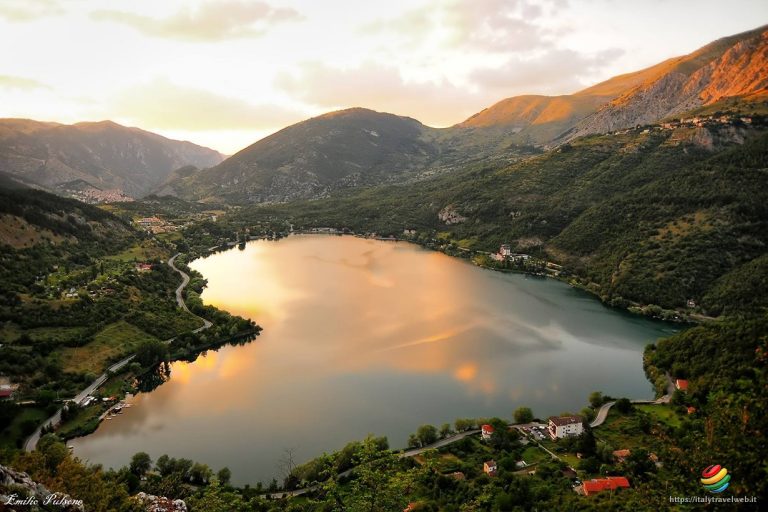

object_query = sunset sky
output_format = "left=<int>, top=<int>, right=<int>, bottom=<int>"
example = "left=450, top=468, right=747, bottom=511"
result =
left=1, top=0, right=766, bottom=154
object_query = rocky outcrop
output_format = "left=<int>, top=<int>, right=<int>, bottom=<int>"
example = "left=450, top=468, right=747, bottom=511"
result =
left=438, top=205, right=467, bottom=225
left=0, top=464, right=84, bottom=511
left=565, top=28, right=768, bottom=141
left=134, top=492, right=188, bottom=512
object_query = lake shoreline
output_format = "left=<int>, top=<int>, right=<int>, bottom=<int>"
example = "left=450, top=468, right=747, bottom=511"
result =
left=69, top=235, right=675, bottom=486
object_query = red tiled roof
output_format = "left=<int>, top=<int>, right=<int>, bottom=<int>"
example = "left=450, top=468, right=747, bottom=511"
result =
left=583, top=477, right=630, bottom=495
left=481, top=424, right=495, bottom=432
left=612, top=449, right=631, bottom=459
left=0, top=389, right=12, bottom=397
left=675, top=379, right=689, bottom=391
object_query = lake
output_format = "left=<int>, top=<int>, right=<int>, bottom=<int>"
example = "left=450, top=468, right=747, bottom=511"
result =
left=71, top=235, right=677, bottom=485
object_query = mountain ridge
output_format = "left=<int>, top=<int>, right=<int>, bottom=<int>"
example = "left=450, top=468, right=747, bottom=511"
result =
left=165, top=24, right=768, bottom=204
left=0, top=119, right=225, bottom=199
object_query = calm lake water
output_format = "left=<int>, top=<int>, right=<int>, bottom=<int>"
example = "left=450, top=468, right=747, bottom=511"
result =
left=71, top=235, right=677, bottom=485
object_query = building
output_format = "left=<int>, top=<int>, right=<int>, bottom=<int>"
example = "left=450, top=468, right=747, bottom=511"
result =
left=483, top=460, right=498, bottom=477
left=548, top=415, right=584, bottom=439
left=137, top=217, right=162, bottom=228
left=135, top=263, right=153, bottom=272
left=403, top=229, right=416, bottom=236
left=481, top=424, right=495, bottom=441
left=612, top=449, right=631, bottom=463
left=0, top=384, right=19, bottom=400
left=500, top=244, right=512, bottom=257
left=582, top=476, right=630, bottom=496
left=675, top=379, right=689, bottom=391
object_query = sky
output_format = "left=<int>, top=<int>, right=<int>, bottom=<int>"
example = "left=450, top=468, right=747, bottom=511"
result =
left=1, top=0, right=766, bottom=154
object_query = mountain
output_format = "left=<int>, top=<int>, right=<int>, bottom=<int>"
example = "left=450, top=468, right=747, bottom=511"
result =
left=564, top=25, right=768, bottom=140
left=0, top=119, right=225, bottom=199
left=168, top=26, right=768, bottom=205
left=236, top=112, right=768, bottom=314
left=0, top=179, right=135, bottom=250
left=167, top=108, right=443, bottom=203
left=458, top=25, right=768, bottom=145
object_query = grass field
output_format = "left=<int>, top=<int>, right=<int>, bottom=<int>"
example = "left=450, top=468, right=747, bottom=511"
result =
left=521, top=445, right=549, bottom=465
left=593, top=409, right=661, bottom=452
left=59, top=320, right=159, bottom=374
left=0, top=323, right=89, bottom=345
left=105, top=241, right=171, bottom=262
left=56, top=404, right=105, bottom=440
left=634, top=404, right=682, bottom=428
left=0, top=406, right=48, bottom=449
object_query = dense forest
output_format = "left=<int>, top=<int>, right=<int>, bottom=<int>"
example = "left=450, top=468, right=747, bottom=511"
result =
left=227, top=118, right=768, bottom=316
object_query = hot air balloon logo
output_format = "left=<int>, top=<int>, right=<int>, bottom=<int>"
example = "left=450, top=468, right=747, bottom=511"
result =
left=700, top=465, right=730, bottom=493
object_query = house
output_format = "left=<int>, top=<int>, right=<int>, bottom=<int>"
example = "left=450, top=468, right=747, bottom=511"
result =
left=686, top=298, right=697, bottom=308
left=500, top=244, right=512, bottom=257
left=135, top=263, right=153, bottom=272
left=612, top=449, right=631, bottom=463
left=0, top=384, right=19, bottom=400
left=481, top=424, right=495, bottom=441
left=687, top=406, right=697, bottom=415
left=548, top=415, right=584, bottom=439
left=582, top=476, right=630, bottom=496
left=483, top=460, right=498, bottom=477
left=403, top=229, right=417, bottom=236
left=675, top=379, right=689, bottom=391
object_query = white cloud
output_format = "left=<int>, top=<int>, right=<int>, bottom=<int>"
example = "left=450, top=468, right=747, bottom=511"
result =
left=470, top=48, right=624, bottom=95
left=0, top=0, right=63, bottom=21
left=91, top=0, right=302, bottom=41
left=0, top=75, right=50, bottom=90
left=276, top=61, right=490, bottom=126
left=110, top=79, right=306, bottom=131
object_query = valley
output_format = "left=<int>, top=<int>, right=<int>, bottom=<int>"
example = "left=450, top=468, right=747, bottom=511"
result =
left=1, top=18, right=767, bottom=512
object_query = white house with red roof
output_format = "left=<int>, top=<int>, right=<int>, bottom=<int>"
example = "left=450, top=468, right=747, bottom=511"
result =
left=675, top=379, right=689, bottom=391
left=481, top=424, right=495, bottom=441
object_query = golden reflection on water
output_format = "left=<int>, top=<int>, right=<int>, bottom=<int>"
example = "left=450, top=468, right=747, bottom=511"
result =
left=71, top=235, right=674, bottom=485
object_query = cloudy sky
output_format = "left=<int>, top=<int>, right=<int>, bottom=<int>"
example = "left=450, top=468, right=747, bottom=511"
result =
left=1, top=0, right=766, bottom=153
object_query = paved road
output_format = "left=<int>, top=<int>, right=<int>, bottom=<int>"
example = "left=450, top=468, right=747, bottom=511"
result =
left=168, top=253, right=212, bottom=331
left=24, top=253, right=211, bottom=452
left=266, top=430, right=483, bottom=499
left=589, top=396, right=669, bottom=428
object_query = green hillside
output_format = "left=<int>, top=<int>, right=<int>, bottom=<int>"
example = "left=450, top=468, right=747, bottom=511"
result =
left=230, top=114, right=768, bottom=315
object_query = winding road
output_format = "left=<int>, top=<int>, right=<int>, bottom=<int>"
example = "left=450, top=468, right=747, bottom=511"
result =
left=266, top=429, right=483, bottom=499
left=23, top=253, right=211, bottom=452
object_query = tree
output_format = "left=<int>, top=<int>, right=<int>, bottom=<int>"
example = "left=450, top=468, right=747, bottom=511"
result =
left=130, top=452, right=152, bottom=476
left=416, top=424, right=438, bottom=447
left=190, top=462, right=213, bottom=485
left=615, top=398, right=633, bottom=414
left=513, top=406, right=534, bottom=424
left=216, top=467, right=232, bottom=486
left=155, top=454, right=171, bottom=476
left=439, top=423, right=453, bottom=439
left=186, top=480, right=246, bottom=512
left=134, top=339, right=169, bottom=368
left=37, top=434, right=68, bottom=473
left=580, top=407, right=596, bottom=423
left=589, top=391, right=604, bottom=408
left=454, top=418, right=475, bottom=432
